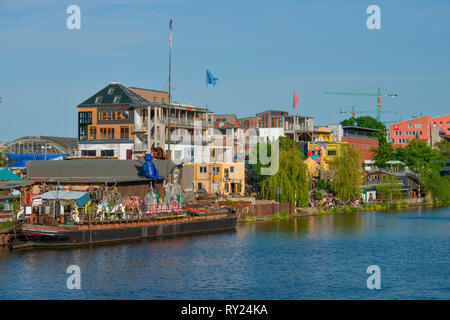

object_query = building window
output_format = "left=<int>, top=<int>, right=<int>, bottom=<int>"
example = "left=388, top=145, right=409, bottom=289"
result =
left=327, top=150, right=337, bottom=156
left=224, top=168, right=229, bottom=178
left=100, top=128, right=115, bottom=140
left=82, top=150, right=96, bottom=157
left=107, top=88, right=114, bottom=95
left=174, top=151, right=181, bottom=159
left=89, top=127, right=97, bottom=140
left=440, top=121, right=442, bottom=124
left=408, top=123, right=412, bottom=128
left=78, top=112, right=92, bottom=141
left=230, top=166, right=234, bottom=173
left=200, top=166, right=207, bottom=173
left=154, top=97, right=158, bottom=102
left=101, top=150, right=114, bottom=157
left=120, top=127, right=129, bottom=140
left=100, top=111, right=112, bottom=120
left=415, top=123, right=422, bottom=128
left=95, top=96, right=103, bottom=104
left=212, top=166, right=220, bottom=175
left=113, top=96, right=121, bottom=104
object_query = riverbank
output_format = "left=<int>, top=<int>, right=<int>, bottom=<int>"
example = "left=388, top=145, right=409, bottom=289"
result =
left=238, top=199, right=450, bottom=222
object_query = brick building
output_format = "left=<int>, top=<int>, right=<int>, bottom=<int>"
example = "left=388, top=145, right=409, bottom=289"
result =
left=341, top=126, right=379, bottom=163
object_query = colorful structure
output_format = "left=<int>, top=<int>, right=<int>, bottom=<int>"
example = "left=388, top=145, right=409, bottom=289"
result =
left=184, top=162, right=245, bottom=195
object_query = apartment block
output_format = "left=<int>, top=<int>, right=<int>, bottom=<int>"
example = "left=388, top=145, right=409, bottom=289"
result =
left=389, top=114, right=450, bottom=146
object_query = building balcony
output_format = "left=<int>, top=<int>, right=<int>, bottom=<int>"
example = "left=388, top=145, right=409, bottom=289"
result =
left=133, top=124, right=148, bottom=133
left=134, top=143, right=148, bottom=152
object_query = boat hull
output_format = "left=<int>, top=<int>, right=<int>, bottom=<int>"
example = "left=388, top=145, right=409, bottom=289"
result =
left=12, top=214, right=238, bottom=249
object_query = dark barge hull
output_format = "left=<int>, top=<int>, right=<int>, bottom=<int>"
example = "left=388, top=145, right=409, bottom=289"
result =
left=12, top=214, right=238, bottom=249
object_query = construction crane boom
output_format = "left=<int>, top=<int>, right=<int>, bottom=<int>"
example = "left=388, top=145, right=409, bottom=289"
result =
left=325, top=86, right=398, bottom=122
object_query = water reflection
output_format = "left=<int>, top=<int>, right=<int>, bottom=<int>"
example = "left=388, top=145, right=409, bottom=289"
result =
left=0, top=207, right=448, bottom=299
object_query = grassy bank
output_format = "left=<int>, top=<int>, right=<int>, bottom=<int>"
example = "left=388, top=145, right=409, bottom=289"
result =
left=238, top=200, right=450, bottom=222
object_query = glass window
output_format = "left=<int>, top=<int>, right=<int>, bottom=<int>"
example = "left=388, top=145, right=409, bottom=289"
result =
left=408, top=123, right=412, bottom=128
left=200, top=166, right=207, bottom=173
left=101, top=150, right=114, bottom=157
left=107, top=88, right=114, bottom=95
left=82, top=150, right=96, bottom=157
left=113, top=96, right=121, bottom=104
left=415, top=123, right=422, bottom=128
left=95, top=96, right=103, bottom=104
left=120, top=127, right=129, bottom=139
left=230, top=166, right=234, bottom=173
left=89, top=127, right=97, bottom=140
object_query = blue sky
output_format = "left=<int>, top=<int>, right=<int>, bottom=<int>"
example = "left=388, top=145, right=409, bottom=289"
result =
left=0, top=0, right=449, bottom=141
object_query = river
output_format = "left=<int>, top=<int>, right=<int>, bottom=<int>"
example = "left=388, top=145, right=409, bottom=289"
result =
left=0, top=206, right=448, bottom=299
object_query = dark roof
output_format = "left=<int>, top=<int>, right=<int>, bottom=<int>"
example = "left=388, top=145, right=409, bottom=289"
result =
left=342, top=126, right=380, bottom=132
left=25, top=159, right=179, bottom=183
left=77, top=82, right=151, bottom=108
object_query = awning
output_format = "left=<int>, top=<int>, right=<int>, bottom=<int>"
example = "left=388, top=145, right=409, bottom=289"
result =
left=36, top=191, right=90, bottom=206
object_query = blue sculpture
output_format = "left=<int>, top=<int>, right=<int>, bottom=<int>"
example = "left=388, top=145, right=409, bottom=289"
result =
left=143, top=153, right=162, bottom=179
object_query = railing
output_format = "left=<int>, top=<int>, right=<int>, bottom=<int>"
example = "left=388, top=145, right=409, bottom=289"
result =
left=284, top=125, right=313, bottom=131
left=133, top=124, right=148, bottom=132
left=343, top=134, right=378, bottom=140
left=134, top=143, right=148, bottom=152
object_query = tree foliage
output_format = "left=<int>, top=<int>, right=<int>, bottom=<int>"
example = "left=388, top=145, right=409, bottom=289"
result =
left=434, top=140, right=450, bottom=160
left=0, top=152, right=8, bottom=167
left=418, top=159, right=450, bottom=203
left=341, top=116, right=387, bottom=145
left=258, top=137, right=310, bottom=206
left=330, top=144, right=362, bottom=202
left=395, top=139, right=440, bottom=172
left=373, top=139, right=441, bottom=171
left=372, top=142, right=395, bottom=168
left=376, top=175, right=403, bottom=202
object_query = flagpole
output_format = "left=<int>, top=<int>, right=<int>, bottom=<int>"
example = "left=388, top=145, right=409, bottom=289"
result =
left=167, top=18, right=172, bottom=177
left=206, top=82, right=208, bottom=108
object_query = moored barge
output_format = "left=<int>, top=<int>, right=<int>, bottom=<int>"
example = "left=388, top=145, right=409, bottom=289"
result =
left=11, top=208, right=238, bottom=249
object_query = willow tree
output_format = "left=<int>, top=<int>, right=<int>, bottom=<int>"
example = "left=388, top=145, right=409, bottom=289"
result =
left=330, top=144, right=362, bottom=202
left=259, top=137, right=309, bottom=206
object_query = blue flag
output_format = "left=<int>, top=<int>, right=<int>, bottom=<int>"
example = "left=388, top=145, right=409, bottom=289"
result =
left=206, top=70, right=218, bottom=87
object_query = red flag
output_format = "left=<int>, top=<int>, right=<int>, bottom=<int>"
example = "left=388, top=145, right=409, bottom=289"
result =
left=293, top=90, right=299, bottom=109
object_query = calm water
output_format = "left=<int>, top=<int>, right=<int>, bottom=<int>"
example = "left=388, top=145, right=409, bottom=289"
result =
left=0, top=206, right=448, bottom=300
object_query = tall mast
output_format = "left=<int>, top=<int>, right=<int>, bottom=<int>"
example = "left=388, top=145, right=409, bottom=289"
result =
left=167, top=18, right=173, bottom=178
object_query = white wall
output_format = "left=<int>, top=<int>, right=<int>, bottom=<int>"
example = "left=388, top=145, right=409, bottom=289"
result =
left=78, top=143, right=134, bottom=160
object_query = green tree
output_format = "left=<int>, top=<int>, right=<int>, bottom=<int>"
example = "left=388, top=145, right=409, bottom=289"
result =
left=341, top=116, right=387, bottom=145
left=419, top=161, right=450, bottom=203
left=259, top=137, right=310, bottom=206
left=434, top=140, right=450, bottom=160
left=395, top=139, right=440, bottom=172
left=330, top=144, right=362, bottom=202
left=376, top=175, right=403, bottom=202
left=0, top=152, right=8, bottom=167
left=372, top=141, right=396, bottom=168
